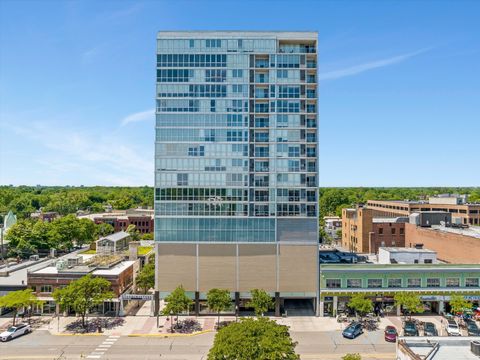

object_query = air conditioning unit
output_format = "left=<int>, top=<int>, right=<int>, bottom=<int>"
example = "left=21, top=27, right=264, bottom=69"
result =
left=56, top=259, right=67, bottom=271
left=67, top=256, right=83, bottom=267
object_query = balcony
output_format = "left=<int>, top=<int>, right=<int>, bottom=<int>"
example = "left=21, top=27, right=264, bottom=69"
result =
left=255, top=74, right=269, bottom=83
left=307, top=75, right=316, bottom=83
left=255, top=59, right=269, bottom=68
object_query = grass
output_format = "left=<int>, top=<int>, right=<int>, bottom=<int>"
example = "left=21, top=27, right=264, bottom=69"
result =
left=81, top=249, right=96, bottom=254
left=138, top=246, right=153, bottom=256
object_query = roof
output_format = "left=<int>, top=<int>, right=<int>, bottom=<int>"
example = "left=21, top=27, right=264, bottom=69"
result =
left=99, top=231, right=130, bottom=242
left=373, top=217, right=408, bottom=223
left=430, top=225, right=480, bottom=239
left=398, top=338, right=480, bottom=360
left=157, top=31, right=318, bottom=39
left=93, top=261, right=135, bottom=276
left=379, top=247, right=436, bottom=254
left=30, top=260, right=135, bottom=276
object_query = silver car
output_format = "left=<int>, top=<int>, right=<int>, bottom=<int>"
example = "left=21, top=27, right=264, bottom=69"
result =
left=0, top=324, right=32, bottom=341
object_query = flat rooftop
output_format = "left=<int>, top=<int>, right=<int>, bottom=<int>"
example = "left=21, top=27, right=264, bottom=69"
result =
left=399, top=337, right=480, bottom=360
left=380, top=247, right=436, bottom=254
left=430, top=225, right=480, bottom=239
left=31, top=260, right=135, bottom=276
left=157, top=31, right=318, bottom=39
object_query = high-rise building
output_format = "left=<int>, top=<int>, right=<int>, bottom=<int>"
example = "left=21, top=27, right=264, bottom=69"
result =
left=154, top=31, right=318, bottom=315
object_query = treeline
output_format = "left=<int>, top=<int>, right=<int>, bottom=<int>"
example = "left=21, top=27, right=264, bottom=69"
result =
left=0, top=186, right=153, bottom=220
left=4, top=215, right=115, bottom=257
left=319, top=187, right=480, bottom=223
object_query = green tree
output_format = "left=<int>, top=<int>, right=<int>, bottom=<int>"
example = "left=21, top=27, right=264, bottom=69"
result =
left=77, top=218, right=98, bottom=246
left=96, top=222, right=114, bottom=237
left=394, top=292, right=424, bottom=318
left=248, top=289, right=274, bottom=317
left=342, top=354, right=362, bottom=360
left=0, top=289, right=42, bottom=326
left=162, top=285, right=193, bottom=326
left=347, top=294, right=373, bottom=318
left=208, top=317, right=299, bottom=360
left=53, top=274, right=114, bottom=328
left=4, top=220, right=36, bottom=257
left=449, top=294, right=472, bottom=315
left=126, top=224, right=140, bottom=241
left=207, top=288, right=232, bottom=327
left=136, top=263, right=155, bottom=294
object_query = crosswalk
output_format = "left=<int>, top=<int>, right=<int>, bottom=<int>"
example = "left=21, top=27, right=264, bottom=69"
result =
left=86, top=335, right=120, bottom=359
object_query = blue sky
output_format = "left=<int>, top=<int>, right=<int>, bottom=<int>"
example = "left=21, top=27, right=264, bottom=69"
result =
left=0, top=0, right=479, bottom=187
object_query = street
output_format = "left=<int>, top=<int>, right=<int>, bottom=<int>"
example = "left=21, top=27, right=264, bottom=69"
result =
left=0, top=329, right=395, bottom=360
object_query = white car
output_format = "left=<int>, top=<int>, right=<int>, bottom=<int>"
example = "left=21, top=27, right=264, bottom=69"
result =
left=445, top=319, right=461, bottom=336
left=0, top=324, right=32, bottom=342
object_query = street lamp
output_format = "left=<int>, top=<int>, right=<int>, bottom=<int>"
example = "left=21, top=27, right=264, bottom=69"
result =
left=170, top=310, right=173, bottom=332
left=235, top=305, right=239, bottom=322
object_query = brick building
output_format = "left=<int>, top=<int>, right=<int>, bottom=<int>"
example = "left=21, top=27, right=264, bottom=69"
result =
left=342, top=207, right=406, bottom=253
left=79, top=209, right=154, bottom=234
left=405, top=223, right=480, bottom=264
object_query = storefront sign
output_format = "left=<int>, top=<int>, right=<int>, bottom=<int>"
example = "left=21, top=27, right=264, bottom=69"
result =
left=420, top=296, right=443, bottom=301
left=121, top=294, right=153, bottom=301
left=465, top=296, right=480, bottom=301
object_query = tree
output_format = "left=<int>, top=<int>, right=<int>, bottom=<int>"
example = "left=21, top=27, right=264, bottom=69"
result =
left=136, top=263, right=155, bottom=294
left=394, top=292, right=424, bottom=318
left=347, top=294, right=373, bottom=318
left=126, top=224, right=140, bottom=241
left=449, top=295, right=472, bottom=315
left=343, top=354, right=361, bottom=360
left=96, top=222, right=114, bottom=237
left=207, top=289, right=232, bottom=327
left=4, top=220, right=36, bottom=257
left=0, top=289, right=42, bottom=325
left=208, top=317, right=299, bottom=360
left=162, top=285, right=193, bottom=327
left=248, top=289, right=274, bottom=317
left=53, top=274, right=114, bottom=328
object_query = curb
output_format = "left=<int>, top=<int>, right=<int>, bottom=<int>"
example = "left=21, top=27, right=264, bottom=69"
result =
left=128, top=329, right=213, bottom=337
left=53, top=332, right=104, bottom=336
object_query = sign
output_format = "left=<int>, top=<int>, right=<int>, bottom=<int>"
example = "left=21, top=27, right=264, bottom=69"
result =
left=420, top=295, right=443, bottom=301
left=121, top=294, right=153, bottom=301
left=465, top=296, right=480, bottom=301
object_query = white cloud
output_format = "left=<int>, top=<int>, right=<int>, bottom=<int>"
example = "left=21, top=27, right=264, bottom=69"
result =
left=121, top=108, right=155, bottom=126
left=319, top=48, right=431, bottom=81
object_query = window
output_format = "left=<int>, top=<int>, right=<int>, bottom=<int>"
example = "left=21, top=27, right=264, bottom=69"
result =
left=391, top=228, right=396, bottom=235
left=367, top=279, right=383, bottom=288
left=424, top=259, right=433, bottom=264
left=189, top=39, right=194, bottom=48
left=232, top=69, right=243, bottom=78
left=177, top=174, right=188, bottom=186
left=206, top=39, right=221, bottom=48
left=277, top=70, right=288, bottom=78
left=347, top=279, right=362, bottom=288
left=326, top=279, right=341, bottom=288
left=465, top=278, right=479, bottom=287
left=446, top=278, right=460, bottom=287
left=400, top=228, right=404, bottom=235
left=388, top=279, right=402, bottom=288
left=378, top=228, right=383, bottom=235
left=407, top=278, right=421, bottom=288
left=426, top=278, right=440, bottom=287
left=40, top=285, right=53, bottom=293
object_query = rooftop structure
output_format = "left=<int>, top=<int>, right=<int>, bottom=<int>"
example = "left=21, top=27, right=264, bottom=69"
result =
left=397, top=338, right=480, bottom=360
left=96, top=231, right=132, bottom=255
left=378, top=246, right=438, bottom=264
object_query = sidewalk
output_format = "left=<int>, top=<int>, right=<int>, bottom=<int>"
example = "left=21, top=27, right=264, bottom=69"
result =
left=22, top=315, right=442, bottom=336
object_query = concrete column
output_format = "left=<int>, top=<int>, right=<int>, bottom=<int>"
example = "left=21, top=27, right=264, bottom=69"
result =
left=195, top=291, right=200, bottom=316
left=275, top=292, right=280, bottom=317
left=319, top=300, right=325, bottom=317
left=119, top=298, right=124, bottom=317
left=438, top=300, right=445, bottom=315
left=396, top=304, right=401, bottom=316
left=235, top=292, right=240, bottom=316
left=333, top=296, right=338, bottom=317
left=154, top=290, right=160, bottom=316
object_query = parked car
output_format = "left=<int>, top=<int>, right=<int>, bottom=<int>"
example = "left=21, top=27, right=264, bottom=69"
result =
left=445, top=319, right=461, bottom=336
left=342, top=321, right=363, bottom=339
left=0, top=324, right=32, bottom=342
left=424, top=322, right=438, bottom=336
left=403, top=321, right=419, bottom=336
left=384, top=325, right=398, bottom=342
left=465, top=319, right=480, bottom=336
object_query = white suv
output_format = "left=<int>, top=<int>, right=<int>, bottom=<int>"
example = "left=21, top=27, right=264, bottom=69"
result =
left=445, top=319, right=461, bottom=336
left=0, top=324, right=32, bottom=341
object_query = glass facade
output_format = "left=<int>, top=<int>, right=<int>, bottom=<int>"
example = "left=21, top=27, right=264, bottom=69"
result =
left=155, top=33, right=318, bottom=243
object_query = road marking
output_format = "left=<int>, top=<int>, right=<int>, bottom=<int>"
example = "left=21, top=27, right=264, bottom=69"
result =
left=86, top=356, right=101, bottom=359
left=98, top=344, right=111, bottom=347
left=109, top=335, right=120, bottom=338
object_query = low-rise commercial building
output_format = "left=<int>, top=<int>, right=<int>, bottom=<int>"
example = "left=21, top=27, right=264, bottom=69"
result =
left=367, top=194, right=480, bottom=226
left=319, top=263, right=480, bottom=317
left=378, top=247, right=438, bottom=264
left=342, top=207, right=407, bottom=253
left=79, top=209, right=154, bottom=234
left=27, top=255, right=135, bottom=315
left=323, top=216, right=342, bottom=241
left=405, top=223, right=480, bottom=264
